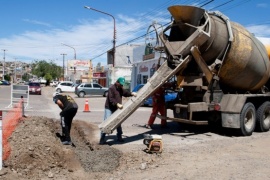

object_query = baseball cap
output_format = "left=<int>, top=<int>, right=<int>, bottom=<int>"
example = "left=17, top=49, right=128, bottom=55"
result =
left=117, top=77, right=125, bottom=86
left=53, top=92, right=60, bottom=103
left=53, top=92, right=60, bottom=98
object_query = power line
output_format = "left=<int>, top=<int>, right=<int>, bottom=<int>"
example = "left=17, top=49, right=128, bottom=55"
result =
left=199, top=0, right=214, bottom=7
left=87, top=1, right=213, bottom=59
left=90, top=21, right=172, bottom=60
left=214, top=0, right=252, bottom=12
left=88, top=0, right=179, bottom=56
left=209, top=0, right=234, bottom=10
left=91, top=0, right=257, bottom=61
left=90, top=0, right=212, bottom=60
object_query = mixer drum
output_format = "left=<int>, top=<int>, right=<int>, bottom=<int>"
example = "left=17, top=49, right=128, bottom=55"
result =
left=168, top=5, right=270, bottom=92
left=218, top=22, right=270, bottom=92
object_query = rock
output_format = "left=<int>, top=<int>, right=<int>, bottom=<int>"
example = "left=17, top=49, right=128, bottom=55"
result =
left=140, top=162, right=147, bottom=170
left=48, top=171, right=54, bottom=178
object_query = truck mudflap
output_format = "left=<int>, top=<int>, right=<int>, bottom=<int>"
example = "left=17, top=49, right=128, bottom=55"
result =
left=99, top=56, right=191, bottom=134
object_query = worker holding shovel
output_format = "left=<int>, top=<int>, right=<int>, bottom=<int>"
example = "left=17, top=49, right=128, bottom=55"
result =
left=53, top=92, right=78, bottom=145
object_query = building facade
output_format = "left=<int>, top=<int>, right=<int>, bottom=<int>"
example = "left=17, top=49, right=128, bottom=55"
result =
left=105, top=44, right=140, bottom=89
left=130, top=44, right=165, bottom=91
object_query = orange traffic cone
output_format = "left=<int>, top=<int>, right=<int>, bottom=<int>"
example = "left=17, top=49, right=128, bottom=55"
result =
left=83, top=99, right=90, bottom=112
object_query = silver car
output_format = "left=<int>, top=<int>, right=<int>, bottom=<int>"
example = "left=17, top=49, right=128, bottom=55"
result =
left=75, top=83, right=108, bottom=97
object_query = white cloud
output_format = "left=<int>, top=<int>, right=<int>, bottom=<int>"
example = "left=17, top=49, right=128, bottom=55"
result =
left=246, top=24, right=270, bottom=45
left=23, top=19, right=51, bottom=27
left=257, top=37, right=270, bottom=45
left=0, top=15, right=149, bottom=67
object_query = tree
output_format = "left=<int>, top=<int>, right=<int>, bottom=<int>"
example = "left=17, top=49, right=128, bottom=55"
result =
left=44, top=73, right=53, bottom=86
left=31, top=60, right=62, bottom=82
left=22, top=73, right=31, bottom=81
left=4, top=74, right=10, bottom=81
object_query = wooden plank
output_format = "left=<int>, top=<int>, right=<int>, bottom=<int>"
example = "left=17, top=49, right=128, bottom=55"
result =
left=99, top=56, right=191, bottom=134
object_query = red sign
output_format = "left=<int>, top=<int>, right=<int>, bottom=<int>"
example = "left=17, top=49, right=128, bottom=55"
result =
left=139, top=65, right=149, bottom=73
left=93, top=72, right=106, bottom=78
left=143, top=53, right=155, bottom=60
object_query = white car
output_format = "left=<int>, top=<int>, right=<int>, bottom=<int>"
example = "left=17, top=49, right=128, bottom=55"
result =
left=50, top=81, right=59, bottom=87
left=55, top=81, right=76, bottom=93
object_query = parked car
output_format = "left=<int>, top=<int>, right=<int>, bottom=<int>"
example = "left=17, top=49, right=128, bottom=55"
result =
left=28, top=82, right=42, bottom=95
left=0, top=80, right=10, bottom=85
left=75, top=83, right=108, bottom=97
left=38, top=78, right=46, bottom=85
left=18, top=81, right=25, bottom=84
left=55, top=81, right=76, bottom=93
left=132, top=84, right=177, bottom=106
left=50, top=81, right=59, bottom=87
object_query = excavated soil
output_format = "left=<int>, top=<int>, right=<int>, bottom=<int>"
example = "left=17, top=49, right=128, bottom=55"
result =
left=0, top=116, right=123, bottom=180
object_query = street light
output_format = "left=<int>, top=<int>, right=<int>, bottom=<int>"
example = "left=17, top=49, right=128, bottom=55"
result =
left=2, top=49, right=7, bottom=80
left=84, top=6, right=116, bottom=67
left=60, top=53, right=67, bottom=80
left=61, top=43, right=76, bottom=60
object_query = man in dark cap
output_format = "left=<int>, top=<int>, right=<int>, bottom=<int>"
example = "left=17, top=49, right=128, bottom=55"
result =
left=99, top=77, right=137, bottom=144
left=53, top=92, right=78, bottom=145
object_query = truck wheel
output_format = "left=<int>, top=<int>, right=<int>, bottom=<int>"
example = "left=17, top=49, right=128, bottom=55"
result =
left=79, top=91, right=85, bottom=98
left=256, top=101, right=270, bottom=132
left=239, top=102, right=256, bottom=136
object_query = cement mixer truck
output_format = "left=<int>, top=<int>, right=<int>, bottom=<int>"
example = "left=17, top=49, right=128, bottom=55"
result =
left=99, top=5, right=270, bottom=136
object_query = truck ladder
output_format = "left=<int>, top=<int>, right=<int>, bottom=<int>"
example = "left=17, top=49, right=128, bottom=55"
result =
left=99, top=56, right=191, bottom=134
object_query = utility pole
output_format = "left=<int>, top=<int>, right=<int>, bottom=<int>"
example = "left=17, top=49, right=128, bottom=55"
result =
left=60, top=54, right=67, bottom=81
left=2, top=49, right=7, bottom=80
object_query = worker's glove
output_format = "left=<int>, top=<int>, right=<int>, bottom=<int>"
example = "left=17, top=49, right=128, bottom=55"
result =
left=131, top=92, right=137, bottom=97
left=117, top=103, right=123, bottom=109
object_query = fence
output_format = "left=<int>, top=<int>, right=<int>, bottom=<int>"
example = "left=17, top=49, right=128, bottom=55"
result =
left=0, top=99, right=25, bottom=170
left=7, top=84, right=29, bottom=109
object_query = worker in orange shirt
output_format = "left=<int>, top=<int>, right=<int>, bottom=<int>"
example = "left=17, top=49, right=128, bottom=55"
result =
left=145, top=62, right=176, bottom=128
left=145, top=86, right=167, bottom=129
left=145, top=79, right=176, bottom=129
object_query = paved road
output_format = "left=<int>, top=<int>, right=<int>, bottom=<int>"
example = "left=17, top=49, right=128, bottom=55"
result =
left=0, top=85, right=244, bottom=149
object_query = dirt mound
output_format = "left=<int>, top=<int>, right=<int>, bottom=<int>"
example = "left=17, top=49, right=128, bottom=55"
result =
left=1, top=116, right=122, bottom=179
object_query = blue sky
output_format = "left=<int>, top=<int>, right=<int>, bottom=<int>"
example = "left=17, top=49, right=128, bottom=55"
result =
left=0, top=0, right=269, bottom=67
